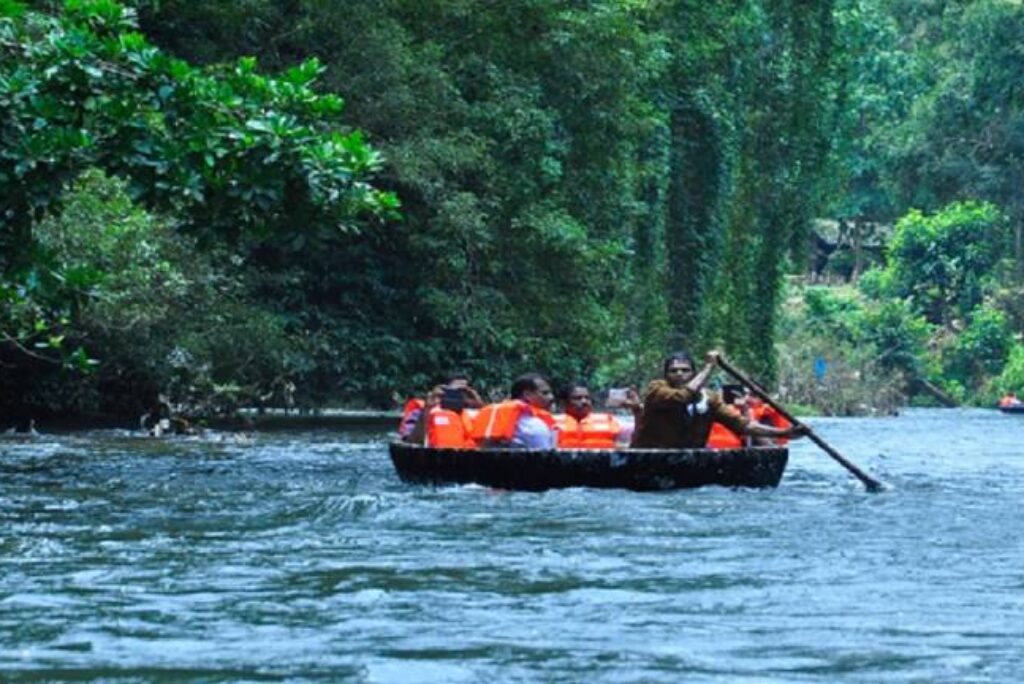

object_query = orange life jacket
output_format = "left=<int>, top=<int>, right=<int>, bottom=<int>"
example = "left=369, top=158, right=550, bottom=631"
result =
left=706, top=421, right=744, bottom=449
left=425, top=407, right=474, bottom=448
left=402, top=398, right=424, bottom=418
left=470, top=400, right=556, bottom=444
left=752, top=404, right=791, bottom=445
left=554, top=412, right=621, bottom=449
left=398, top=398, right=425, bottom=435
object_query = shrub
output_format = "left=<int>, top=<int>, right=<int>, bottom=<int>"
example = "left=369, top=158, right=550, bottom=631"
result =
left=28, top=169, right=297, bottom=417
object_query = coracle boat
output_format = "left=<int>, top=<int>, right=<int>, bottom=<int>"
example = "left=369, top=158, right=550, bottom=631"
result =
left=388, top=441, right=788, bottom=492
left=998, top=404, right=1024, bottom=414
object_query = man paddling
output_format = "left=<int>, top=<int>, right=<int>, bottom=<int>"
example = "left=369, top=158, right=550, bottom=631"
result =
left=631, top=351, right=807, bottom=449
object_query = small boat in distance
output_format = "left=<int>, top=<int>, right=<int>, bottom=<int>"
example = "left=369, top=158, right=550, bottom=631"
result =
left=389, top=441, right=788, bottom=492
left=998, top=393, right=1024, bottom=413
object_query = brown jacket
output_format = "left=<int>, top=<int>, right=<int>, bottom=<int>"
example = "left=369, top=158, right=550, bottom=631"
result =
left=631, top=379, right=750, bottom=449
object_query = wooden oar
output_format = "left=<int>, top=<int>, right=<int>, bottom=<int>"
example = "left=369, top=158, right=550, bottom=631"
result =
left=717, top=356, right=885, bottom=493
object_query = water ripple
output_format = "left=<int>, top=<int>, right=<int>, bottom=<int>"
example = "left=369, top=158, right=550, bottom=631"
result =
left=3, top=412, right=1024, bottom=681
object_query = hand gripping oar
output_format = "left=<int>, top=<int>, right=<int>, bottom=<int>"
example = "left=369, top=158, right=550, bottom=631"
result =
left=717, top=356, right=886, bottom=493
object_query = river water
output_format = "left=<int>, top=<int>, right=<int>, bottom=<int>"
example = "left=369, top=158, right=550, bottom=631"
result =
left=2, top=408, right=1022, bottom=682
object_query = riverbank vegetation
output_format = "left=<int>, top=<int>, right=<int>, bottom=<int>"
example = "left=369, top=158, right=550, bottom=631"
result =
left=3, top=0, right=1023, bottom=421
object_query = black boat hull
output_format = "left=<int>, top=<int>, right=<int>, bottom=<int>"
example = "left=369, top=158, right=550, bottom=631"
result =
left=389, top=442, right=788, bottom=491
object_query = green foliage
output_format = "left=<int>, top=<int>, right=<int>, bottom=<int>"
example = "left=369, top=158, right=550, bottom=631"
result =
left=0, top=0, right=25, bottom=18
left=996, top=344, right=1024, bottom=398
left=944, top=305, right=1012, bottom=388
left=776, top=285, right=909, bottom=416
left=0, top=4, right=394, bottom=262
left=811, top=199, right=1022, bottom=407
left=5, top=0, right=853, bottom=415
left=776, top=281, right=935, bottom=414
left=21, top=168, right=298, bottom=416
left=883, top=202, right=1008, bottom=325
left=1, top=0, right=394, bottom=413
left=856, top=299, right=935, bottom=378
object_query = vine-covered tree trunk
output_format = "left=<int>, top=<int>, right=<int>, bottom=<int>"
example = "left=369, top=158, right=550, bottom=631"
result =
left=665, top=98, right=725, bottom=351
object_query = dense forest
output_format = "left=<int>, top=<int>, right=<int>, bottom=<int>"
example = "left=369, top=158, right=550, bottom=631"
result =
left=2, top=0, right=1023, bottom=420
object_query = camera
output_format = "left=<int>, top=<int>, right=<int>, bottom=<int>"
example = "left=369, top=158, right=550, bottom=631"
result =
left=440, top=386, right=466, bottom=412
left=606, top=388, right=629, bottom=408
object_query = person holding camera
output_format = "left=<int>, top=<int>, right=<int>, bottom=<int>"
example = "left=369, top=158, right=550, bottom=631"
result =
left=401, top=373, right=484, bottom=447
left=554, top=382, right=638, bottom=449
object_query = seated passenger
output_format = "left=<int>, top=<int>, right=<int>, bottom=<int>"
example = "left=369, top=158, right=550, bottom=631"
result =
left=999, top=392, right=1022, bottom=408
left=554, top=382, right=633, bottom=449
left=632, top=350, right=807, bottom=449
left=706, top=384, right=749, bottom=449
left=402, top=373, right=484, bottom=447
left=398, top=396, right=426, bottom=440
left=746, top=393, right=792, bottom=445
left=471, top=373, right=557, bottom=449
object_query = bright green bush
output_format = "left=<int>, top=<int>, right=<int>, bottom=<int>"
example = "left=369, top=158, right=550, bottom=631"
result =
left=996, top=344, right=1024, bottom=396
left=883, top=202, right=1008, bottom=325
left=944, top=305, right=1013, bottom=388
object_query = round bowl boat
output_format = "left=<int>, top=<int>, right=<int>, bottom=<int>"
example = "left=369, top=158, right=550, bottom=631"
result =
left=389, top=441, right=788, bottom=492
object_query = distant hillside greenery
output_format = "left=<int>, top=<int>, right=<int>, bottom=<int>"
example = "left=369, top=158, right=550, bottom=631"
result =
left=3, top=0, right=1024, bottom=420
left=783, top=0, right=1024, bottom=412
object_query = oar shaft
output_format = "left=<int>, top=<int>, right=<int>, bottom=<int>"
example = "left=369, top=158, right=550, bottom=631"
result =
left=717, top=356, right=884, bottom=492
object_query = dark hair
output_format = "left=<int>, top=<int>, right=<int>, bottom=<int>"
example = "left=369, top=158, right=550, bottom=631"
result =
left=511, top=372, right=549, bottom=399
left=560, top=381, right=590, bottom=402
left=721, top=384, right=745, bottom=404
left=443, top=371, right=469, bottom=384
left=662, top=351, right=695, bottom=376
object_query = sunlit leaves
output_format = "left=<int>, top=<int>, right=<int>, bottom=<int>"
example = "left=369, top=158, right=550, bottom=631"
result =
left=1, top=0, right=396, bottom=378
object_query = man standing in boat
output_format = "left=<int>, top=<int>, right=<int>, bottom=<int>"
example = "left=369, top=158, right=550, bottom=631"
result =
left=632, top=351, right=807, bottom=449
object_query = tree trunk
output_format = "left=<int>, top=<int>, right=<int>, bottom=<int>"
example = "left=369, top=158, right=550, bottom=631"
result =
left=1014, top=205, right=1023, bottom=283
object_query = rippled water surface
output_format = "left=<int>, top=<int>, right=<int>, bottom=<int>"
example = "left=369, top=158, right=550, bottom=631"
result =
left=3, top=409, right=1024, bottom=682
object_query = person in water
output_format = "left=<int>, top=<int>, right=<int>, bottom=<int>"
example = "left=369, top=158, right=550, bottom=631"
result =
left=471, top=372, right=558, bottom=449
left=553, top=382, right=637, bottom=449
left=140, top=394, right=194, bottom=436
left=631, top=351, right=807, bottom=449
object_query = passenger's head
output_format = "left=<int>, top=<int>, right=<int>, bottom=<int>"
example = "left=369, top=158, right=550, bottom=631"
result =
left=443, top=371, right=470, bottom=390
left=662, top=351, right=696, bottom=388
left=511, top=372, right=554, bottom=410
left=562, top=382, right=593, bottom=420
left=721, top=384, right=745, bottom=405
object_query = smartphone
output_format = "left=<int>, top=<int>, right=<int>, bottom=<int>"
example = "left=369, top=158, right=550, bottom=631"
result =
left=440, top=386, right=466, bottom=412
left=606, top=388, right=629, bottom=408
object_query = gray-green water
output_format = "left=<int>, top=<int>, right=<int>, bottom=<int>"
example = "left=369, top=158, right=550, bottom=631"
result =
left=2, top=408, right=1023, bottom=682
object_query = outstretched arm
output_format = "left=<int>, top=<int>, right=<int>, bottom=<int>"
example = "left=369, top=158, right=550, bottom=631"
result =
left=686, top=350, right=720, bottom=393
left=743, top=421, right=810, bottom=440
